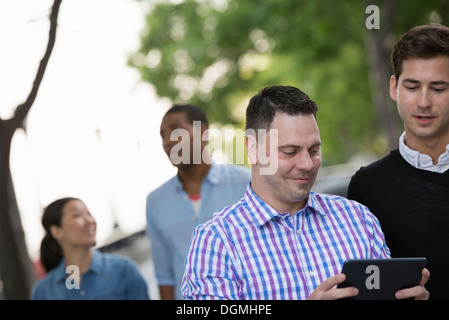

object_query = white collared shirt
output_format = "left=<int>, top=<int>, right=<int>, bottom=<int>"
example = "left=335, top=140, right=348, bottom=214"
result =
left=399, top=132, right=449, bottom=173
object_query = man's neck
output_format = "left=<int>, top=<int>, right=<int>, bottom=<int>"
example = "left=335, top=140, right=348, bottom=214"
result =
left=178, top=163, right=211, bottom=197
left=404, top=134, right=449, bottom=165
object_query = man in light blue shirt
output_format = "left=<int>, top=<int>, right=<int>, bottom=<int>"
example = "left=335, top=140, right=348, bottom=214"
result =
left=146, top=104, right=250, bottom=300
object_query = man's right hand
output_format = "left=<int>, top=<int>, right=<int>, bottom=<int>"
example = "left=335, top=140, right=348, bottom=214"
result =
left=307, top=273, right=358, bottom=300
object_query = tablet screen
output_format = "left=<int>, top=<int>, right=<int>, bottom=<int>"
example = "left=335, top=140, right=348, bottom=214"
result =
left=337, top=257, right=427, bottom=300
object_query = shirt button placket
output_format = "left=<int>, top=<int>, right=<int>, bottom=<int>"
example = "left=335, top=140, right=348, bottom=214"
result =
left=296, top=212, right=316, bottom=292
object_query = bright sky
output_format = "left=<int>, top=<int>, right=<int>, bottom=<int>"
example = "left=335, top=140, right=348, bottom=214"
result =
left=0, top=0, right=176, bottom=259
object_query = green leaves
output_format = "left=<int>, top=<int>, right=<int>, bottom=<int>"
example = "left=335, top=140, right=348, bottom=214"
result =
left=129, top=0, right=449, bottom=164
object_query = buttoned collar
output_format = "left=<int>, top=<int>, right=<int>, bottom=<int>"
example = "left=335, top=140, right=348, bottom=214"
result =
left=399, top=132, right=449, bottom=173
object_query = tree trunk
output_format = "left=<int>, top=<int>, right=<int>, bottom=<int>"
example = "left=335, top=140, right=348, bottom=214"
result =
left=0, top=121, right=35, bottom=299
left=364, top=0, right=402, bottom=151
left=0, top=0, right=62, bottom=299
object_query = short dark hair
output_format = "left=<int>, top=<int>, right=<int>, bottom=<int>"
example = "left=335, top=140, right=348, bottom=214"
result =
left=391, top=23, right=449, bottom=81
left=165, top=104, right=209, bottom=126
left=245, top=85, right=318, bottom=137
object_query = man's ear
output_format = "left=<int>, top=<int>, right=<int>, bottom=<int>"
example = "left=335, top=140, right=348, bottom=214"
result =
left=200, top=123, right=209, bottom=146
left=200, top=123, right=208, bottom=135
left=245, top=135, right=258, bottom=165
left=390, top=75, right=398, bottom=102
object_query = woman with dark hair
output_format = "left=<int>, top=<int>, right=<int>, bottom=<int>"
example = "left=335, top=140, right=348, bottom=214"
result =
left=30, top=197, right=150, bottom=300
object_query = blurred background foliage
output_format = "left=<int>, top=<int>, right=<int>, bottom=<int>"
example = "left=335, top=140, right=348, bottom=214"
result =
left=128, top=0, right=449, bottom=165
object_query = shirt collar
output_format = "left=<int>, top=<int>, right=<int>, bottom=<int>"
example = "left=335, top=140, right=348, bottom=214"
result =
left=244, top=184, right=326, bottom=228
left=399, top=132, right=449, bottom=173
left=174, top=162, right=220, bottom=191
left=307, top=192, right=329, bottom=217
left=89, top=249, right=103, bottom=273
left=54, top=249, right=102, bottom=283
left=204, top=162, right=220, bottom=185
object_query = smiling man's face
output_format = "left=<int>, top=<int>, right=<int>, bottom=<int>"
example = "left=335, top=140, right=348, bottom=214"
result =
left=250, top=112, right=321, bottom=214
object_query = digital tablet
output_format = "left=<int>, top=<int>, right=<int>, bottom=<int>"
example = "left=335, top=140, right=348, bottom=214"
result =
left=337, top=257, right=427, bottom=300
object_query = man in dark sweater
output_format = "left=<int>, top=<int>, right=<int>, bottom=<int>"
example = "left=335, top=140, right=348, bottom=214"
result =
left=348, top=23, right=449, bottom=300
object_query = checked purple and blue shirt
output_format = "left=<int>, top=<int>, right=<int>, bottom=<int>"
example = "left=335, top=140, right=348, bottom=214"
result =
left=181, top=184, right=390, bottom=300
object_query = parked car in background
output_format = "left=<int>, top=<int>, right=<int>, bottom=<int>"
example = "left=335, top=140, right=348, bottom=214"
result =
left=312, top=155, right=378, bottom=197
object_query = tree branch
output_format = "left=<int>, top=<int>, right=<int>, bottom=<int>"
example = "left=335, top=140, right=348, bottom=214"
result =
left=12, top=0, right=62, bottom=127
